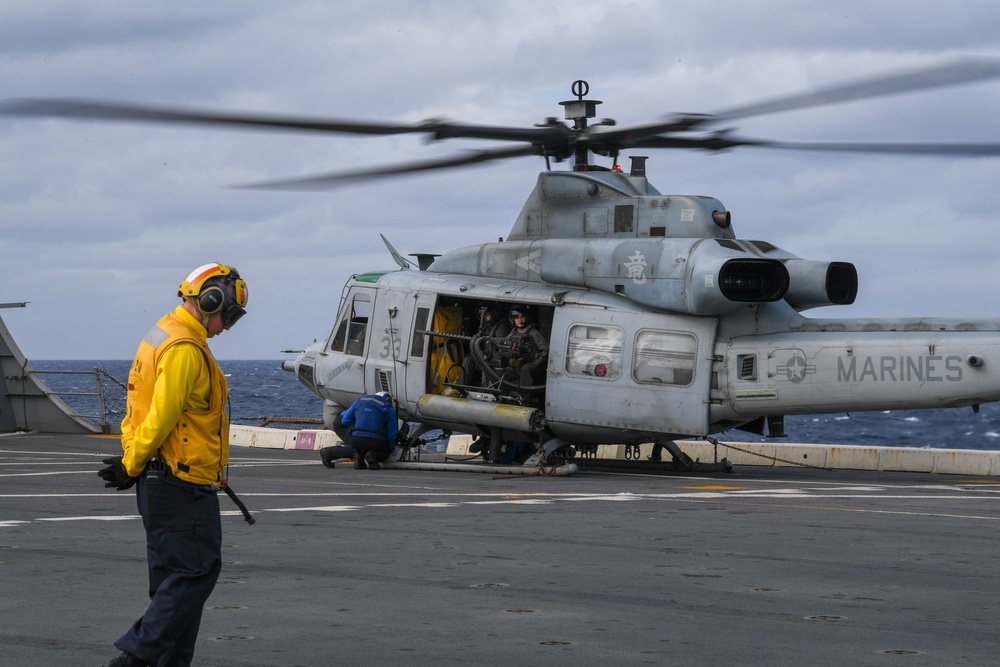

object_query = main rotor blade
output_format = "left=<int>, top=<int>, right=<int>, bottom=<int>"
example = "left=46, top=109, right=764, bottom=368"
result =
left=711, top=58, right=1000, bottom=123
left=233, top=145, right=539, bottom=190
left=732, top=139, right=1000, bottom=156
left=0, top=98, right=419, bottom=135
left=595, top=58, right=1000, bottom=144
left=632, top=133, right=1000, bottom=156
left=0, top=98, right=563, bottom=143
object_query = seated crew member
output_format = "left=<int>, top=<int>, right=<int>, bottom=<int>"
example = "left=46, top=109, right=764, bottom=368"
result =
left=482, top=305, right=512, bottom=339
left=339, top=392, right=398, bottom=470
left=462, top=304, right=513, bottom=388
left=506, top=307, right=548, bottom=388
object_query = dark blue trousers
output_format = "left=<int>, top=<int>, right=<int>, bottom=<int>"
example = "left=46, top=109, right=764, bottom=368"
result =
left=116, top=472, right=222, bottom=667
left=351, top=434, right=391, bottom=461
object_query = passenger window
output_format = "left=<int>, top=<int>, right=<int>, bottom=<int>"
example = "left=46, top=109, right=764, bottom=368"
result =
left=565, top=325, right=623, bottom=380
left=633, top=330, right=697, bottom=386
left=410, top=307, right=430, bottom=358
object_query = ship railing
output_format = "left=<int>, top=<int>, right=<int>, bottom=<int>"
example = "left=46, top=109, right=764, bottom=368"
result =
left=246, top=416, right=324, bottom=429
left=32, top=366, right=127, bottom=434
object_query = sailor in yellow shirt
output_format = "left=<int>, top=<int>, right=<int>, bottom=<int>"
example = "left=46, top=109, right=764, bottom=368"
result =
left=119, top=306, right=230, bottom=487
left=98, top=262, right=248, bottom=667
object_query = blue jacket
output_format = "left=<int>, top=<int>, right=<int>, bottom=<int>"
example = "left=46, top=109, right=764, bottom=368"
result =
left=341, top=394, right=398, bottom=448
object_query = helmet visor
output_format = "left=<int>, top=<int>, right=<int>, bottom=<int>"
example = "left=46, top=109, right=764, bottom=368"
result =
left=223, top=272, right=248, bottom=327
left=221, top=301, right=246, bottom=328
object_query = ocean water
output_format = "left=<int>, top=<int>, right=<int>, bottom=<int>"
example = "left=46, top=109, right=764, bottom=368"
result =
left=30, top=359, right=1000, bottom=450
left=30, top=359, right=321, bottom=430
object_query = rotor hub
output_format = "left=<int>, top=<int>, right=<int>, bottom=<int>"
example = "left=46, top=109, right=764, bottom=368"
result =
left=559, top=80, right=601, bottom=122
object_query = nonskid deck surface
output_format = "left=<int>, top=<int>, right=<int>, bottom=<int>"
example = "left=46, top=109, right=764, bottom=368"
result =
left=3, top=433, right=1000, bottom=666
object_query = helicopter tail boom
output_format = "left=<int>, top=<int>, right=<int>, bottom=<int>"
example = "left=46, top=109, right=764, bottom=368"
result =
left=719, top=328, right=1000, bottom=426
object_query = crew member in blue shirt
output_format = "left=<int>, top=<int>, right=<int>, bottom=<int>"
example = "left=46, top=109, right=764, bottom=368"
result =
left=340, top=392, right=398, bottom=470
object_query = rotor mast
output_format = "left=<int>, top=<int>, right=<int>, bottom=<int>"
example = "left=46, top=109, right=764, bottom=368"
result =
left=559, top=80, right=603, bottom=171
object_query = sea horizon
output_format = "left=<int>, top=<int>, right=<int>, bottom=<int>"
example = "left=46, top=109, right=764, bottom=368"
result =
left=27, top=359, right=1000, bottom=451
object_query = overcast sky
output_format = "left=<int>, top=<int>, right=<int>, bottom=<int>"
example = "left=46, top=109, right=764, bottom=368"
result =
left=2, top=0, right=1000, bottom=361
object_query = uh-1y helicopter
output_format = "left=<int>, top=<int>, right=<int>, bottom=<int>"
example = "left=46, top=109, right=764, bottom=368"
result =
left=6, top=60, right=1000, bottom=471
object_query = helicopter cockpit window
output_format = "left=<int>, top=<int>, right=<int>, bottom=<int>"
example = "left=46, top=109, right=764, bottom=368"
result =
left=565, top=325, right=623, bottom=380
left=633, top=330, right=697, bottom=386
left=329, top=293, right=371, bottom=356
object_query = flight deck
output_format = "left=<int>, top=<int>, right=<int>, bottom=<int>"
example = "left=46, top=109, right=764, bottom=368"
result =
left=3, top=432, right=1000, bottom=666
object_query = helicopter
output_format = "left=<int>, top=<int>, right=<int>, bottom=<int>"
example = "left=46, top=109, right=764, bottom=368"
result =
left=5, top=60, right=1000, bottom=470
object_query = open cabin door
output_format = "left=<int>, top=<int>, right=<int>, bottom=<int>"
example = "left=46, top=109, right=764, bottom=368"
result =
left=401, top=292, right=438, bottom=411
left=546, top=308, right=717, bottom=438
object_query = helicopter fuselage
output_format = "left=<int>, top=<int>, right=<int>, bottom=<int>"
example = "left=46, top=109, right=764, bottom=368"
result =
left=281, top=169, right=1000, bottom=456
left=284, top=263, right=1000, bottom=446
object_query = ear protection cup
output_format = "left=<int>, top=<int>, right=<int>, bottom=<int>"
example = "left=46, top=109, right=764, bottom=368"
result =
left=198, top=286, right=226, bottom=314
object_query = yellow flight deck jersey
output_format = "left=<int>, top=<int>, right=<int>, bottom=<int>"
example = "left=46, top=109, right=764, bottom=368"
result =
left=120, top=305, right=230, bottom=486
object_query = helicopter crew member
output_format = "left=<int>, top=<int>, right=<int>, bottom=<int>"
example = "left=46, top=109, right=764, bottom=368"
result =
left=98, top=262, right=248, bottom=667
left=461, top=304, right=513, bottom=387
left=506, top=307, right=548, bottom=389
left=340, top=391, right=398, bottom=470
left=481, top=304, right=512, bottom=339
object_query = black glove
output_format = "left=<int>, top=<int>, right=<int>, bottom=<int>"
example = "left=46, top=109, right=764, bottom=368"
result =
left=98, top=456, right=139, bottom=491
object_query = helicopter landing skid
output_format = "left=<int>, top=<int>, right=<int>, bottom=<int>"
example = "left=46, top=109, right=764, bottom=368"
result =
left=383, top=460, right=577, bottom=476
left=567, top=457, right=734, bottom=474
left=546, top=438, right=734, bottom=474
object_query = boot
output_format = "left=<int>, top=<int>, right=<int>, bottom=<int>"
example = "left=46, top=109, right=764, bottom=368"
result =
left=104, top=652, right=149, bottom=667
left=354, top=450, right=366, bottom=470
left=320, top=447, right=337, bottom=469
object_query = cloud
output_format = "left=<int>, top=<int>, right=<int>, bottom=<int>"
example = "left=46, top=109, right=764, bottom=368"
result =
left=2, top=0, right=999, bottom=360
